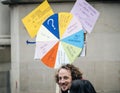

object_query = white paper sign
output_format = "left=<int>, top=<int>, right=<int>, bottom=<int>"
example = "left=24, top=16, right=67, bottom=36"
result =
left=71, top=0, right=100, bottom=33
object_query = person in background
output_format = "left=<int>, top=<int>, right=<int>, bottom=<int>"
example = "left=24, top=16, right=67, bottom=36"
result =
left=55, top=64, right=96, bottom=93
left=70, top=79, right=96, bottom=93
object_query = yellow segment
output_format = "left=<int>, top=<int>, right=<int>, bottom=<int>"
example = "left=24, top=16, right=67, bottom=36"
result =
left=59, top=12, right=73, bottom=39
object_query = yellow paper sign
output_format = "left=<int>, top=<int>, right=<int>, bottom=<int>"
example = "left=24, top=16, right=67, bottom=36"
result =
left=22, top=0, right=54, bottom=38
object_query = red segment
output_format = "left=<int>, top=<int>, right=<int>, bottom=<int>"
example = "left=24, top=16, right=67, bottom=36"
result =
left=41, top=42, right=59, bottom=68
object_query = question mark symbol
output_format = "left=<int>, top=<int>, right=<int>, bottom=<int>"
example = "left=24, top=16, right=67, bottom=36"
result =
left=47, top=19, right=56, bottom=30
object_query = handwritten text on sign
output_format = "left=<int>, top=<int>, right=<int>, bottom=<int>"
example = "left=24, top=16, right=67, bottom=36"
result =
left=71, top=0, right=100, bottom=33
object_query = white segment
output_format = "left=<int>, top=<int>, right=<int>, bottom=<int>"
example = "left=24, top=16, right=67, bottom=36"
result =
left=34, top=41, right=58, bottom=59
left=36, top=25, right=59, bottom=42
left=54, top=42, right=70, bottom=69
left=62, top=15, right=83, bottom=39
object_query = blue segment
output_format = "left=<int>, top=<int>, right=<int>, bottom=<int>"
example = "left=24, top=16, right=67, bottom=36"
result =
left=61, top=30, right=84, bottom=48
left=43, top=13, right=59, bottom=39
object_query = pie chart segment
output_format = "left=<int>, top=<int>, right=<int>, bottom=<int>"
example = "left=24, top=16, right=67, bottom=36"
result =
left=43, top=13, right=59, bottom=39
left=61, top=42, right=82, bottom=63
left=54, top=42, right=70, bottom=68
left=34, top=40, right=58, bottom=59
left=59, top=12, right=73, bottom=39
left=62, top=15, right=83, bottom=39
left=61, top=30, right=84, bottom=48
left=41, top=42, right=59, bottom=68
left=36, top=25, right=59, bottom=42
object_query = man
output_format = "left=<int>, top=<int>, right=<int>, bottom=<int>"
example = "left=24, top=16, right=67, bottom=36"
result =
left=55, top=64, right=96, bottom=93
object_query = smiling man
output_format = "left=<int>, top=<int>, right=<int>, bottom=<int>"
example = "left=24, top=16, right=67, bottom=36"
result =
left=58, top=68, right=72, bottom=92
left=55, top=64, right=83, bottom=93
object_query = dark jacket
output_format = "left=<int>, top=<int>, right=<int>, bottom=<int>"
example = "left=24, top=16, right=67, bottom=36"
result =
left=70, top=79, right=96, bottom=93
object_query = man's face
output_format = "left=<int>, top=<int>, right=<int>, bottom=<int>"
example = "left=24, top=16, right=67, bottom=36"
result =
left=58, top=68, right=72, bottom=91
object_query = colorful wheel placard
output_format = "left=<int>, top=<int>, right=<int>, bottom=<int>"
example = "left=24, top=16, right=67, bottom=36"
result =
left=34, top=12, right=84, bottom=68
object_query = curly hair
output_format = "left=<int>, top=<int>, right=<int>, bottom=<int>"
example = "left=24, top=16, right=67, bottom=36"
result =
left=55, top=64, right=83, bottom=83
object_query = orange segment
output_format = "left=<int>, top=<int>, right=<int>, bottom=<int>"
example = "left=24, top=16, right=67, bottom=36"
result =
left=41, top=42, right=59, bottom=68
